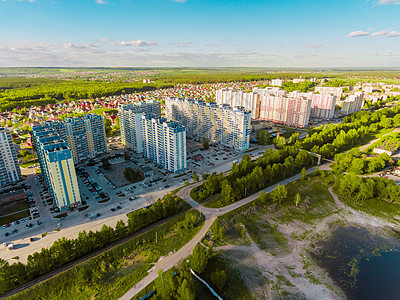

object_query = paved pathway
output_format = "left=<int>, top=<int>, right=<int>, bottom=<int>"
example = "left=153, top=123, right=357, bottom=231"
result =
left=119, top=166, right=319, bottom=299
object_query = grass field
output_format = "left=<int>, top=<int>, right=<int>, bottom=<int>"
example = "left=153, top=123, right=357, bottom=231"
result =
left=9, top=210, right=205, bottom=300
left=0, top=210, right=30, bottom=226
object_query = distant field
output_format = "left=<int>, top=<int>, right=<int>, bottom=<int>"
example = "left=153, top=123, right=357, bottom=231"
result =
left=1, top=67, right=400, bottom=111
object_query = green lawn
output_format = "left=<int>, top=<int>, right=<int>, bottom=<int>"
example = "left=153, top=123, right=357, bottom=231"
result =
left=0, top=210, right=30, bottom=226
left=0, top=199, right=29, bottom=217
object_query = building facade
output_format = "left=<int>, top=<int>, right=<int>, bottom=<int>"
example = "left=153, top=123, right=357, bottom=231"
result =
left=314, top=86, right=343, bottom=100
left=341, top=92, right=364, bottom=115
left=259, top=94, right=311, bottom=128
left=165, top=97, right=251, bottom=151
left=32, top=125, right=81, bottom=210
left=0, top=127, right=22, bottom=187
left=46, top=114, right=107, bottom=164
left=141, top=115, right=187, bottom=173
left=289, top=91, right=337, bottom=119
left=118, top=101, right=161, bottom=151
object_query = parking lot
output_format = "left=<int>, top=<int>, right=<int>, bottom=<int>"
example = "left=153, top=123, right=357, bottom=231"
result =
left=0, top=141, right=272, bottom=262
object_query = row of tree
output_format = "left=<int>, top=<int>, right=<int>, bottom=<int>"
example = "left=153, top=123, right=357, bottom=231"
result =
left=332, top=148, right=391, bottom=175
left=191, top=145, right=313, bottom=206
left=193, top=104, right=400, bottom=206
left=0, top=194, right=186, bottom=295
left=337, top=173, right=400, bottom=204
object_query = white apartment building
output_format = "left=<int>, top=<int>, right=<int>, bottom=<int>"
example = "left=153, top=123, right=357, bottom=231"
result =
left=141, top=116, right=186, bottom=173
left=0, top=127, right=22, bottom=187
left=165, top=98, right=251, bottom=151
left=341, top=92, right=364, bottom=115
left=314, top=86, right=343, bottom=99
left=118, top=101, right=161, bottom=152
left=271, top=79, right=283, bottom=86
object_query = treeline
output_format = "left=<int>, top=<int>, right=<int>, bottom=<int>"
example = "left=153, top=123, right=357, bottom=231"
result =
left=192, top=104, right=400, bottom=207
left=0, top=78, right=173, bottom=112
left=191, top=145, right=313, bottom=206
left=281, top=81, right=317, bottom=93
left=8, top=209, right=203, bottom=300
left=337, top=173, right=400, bottom=204
left=0, top=194, right=187, bottom=296
left=299, top=106, right=400, bottom=159
left=153, top=72, right=333, bottom=85
left=364, top=96, right=400, bottom=110
left=332, top=148, right=390, bottom=175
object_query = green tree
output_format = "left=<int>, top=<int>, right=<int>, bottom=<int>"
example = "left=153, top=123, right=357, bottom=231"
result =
left=124, top=151, right=131, bottom=161
left=191, top=244, right=211, bottom=274
left=102, top=158, right=111, bottom=170
left=202, top=137, right=210, bottom=150
left=294, top=192, right=301, bottom=207
left=192, top=172, right=199, bottom=182
left=301, top=167, right=308, bottom=180
left=210, top=269, right=227, bottom=291
left=258, top=191, right=268, bottom=202
left=271, top=184, right=288, bottom=205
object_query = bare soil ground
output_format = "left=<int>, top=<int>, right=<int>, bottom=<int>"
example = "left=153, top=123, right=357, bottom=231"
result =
left=214, top=183, right=400, bottom=299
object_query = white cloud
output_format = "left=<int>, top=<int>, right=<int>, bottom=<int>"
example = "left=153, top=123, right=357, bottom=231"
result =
left=304, top=43, right=330, bottom=48
left=385, top=30, right=400, bottom=37
left=112, top=40, right=157, bottom=47
left=95, top=0, right=108, bottom=4
left=99, top=38, right=111, bottom=42
left=369, top=30, right=400, bottom=37
left=377, top=0, right=400, bottom=4
left=347, top=30, right=370, bottom=37
left=62, top=42, right=100, bottom=49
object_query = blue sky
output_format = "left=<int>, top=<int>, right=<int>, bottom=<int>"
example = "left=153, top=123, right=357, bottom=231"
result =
left=1, top=0, right=400, bottom=67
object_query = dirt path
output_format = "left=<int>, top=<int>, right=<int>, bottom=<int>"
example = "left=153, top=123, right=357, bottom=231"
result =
left=213, top=184, right=400, bottom=300
left=216, top=231, right=340, bottom=300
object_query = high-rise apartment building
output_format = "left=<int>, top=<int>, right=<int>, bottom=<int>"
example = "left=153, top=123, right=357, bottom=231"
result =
left=289, top=91, right=337, bottom=119
left=341, top=92, right=364, bottom=115
left=118, top=101, right=161, bottom=151
left=216, top=87, right=286, bottom=119
left=165, top=97, right=251, bottom=151
left=32, top=125, right=81, bottom=211
left=259, top=94, right=311, bottom=128
left=0, top=127, right=22, bottom=187
left=46, top=114, right=107, bottom=164
left=141, top=115, right=186, bottom=173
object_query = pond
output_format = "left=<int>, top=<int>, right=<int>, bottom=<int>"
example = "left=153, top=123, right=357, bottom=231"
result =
left=312, top=226, right=400, bottom=299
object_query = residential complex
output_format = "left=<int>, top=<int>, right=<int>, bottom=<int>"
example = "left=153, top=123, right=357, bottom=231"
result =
left=289, top=91, right=337, bottom=119
left=216, top=87, right=336, bottom=126
left=259, top=94, right=311, bottom=128
left=141, top=115, right=187, bottom=173
left=165, top=97, right=251, bottom=151
left=32, top=125, right=81, bottom=210
left=45, top=114, right=107, bottom=164
left=341, top=92, right=364, bottom=115
left=0, top=127, right=22, bottom=187
left=118, top=101, right=162, bottom=151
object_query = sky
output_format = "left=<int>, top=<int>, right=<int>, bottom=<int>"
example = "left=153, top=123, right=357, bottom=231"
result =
left=0, top=0, right=400, bottom=68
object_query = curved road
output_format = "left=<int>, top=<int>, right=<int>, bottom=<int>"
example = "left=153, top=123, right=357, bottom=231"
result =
left=119, top=166, right=319, bottom=300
